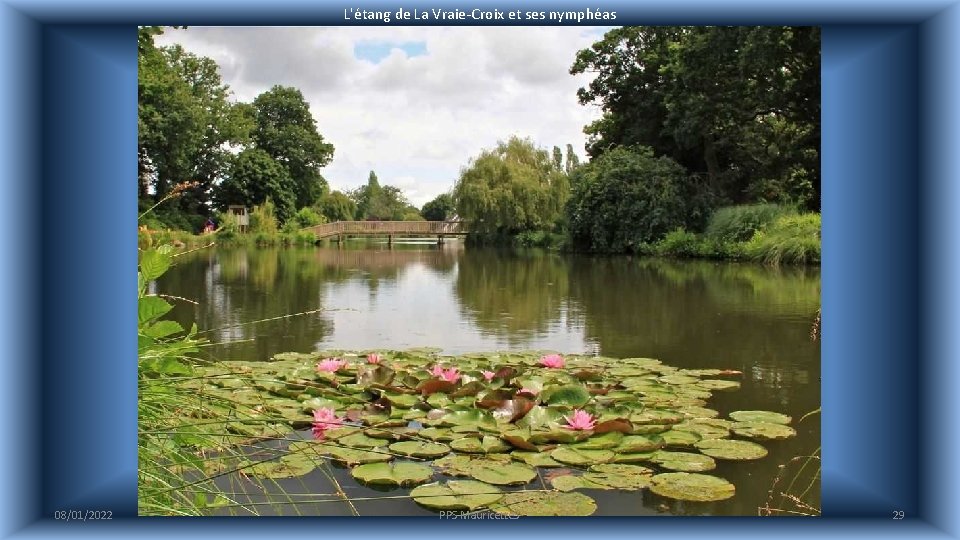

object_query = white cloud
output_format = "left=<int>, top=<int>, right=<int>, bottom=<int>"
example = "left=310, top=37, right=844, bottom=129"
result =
left=157, top=26, right=604, bottom=207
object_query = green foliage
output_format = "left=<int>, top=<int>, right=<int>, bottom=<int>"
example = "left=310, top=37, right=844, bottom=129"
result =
left=350, top=172, right=417, bottom=221
left=706, top=204, right=790, bottom=243
left=745, top=213, right=821, bottom=265
left=571, top=26, right=820, bottom=210
left=565, top=146, right=713, bottom=253
left=252, top=85, right=335, bottom=208
left=454, top=136, right=570, bottom=237
left=421, top=193, right=455, bottom=221
left=138, top=34, right=251, bottom=210
left=317, top=190, right=357, bottom=222
left=216, top=149, right=296, bottom=223
left=655, top=229, right=702, bottom=258
left=249, top=199, right=279, bottom=235
left=291, top=207, right=325, bottom=229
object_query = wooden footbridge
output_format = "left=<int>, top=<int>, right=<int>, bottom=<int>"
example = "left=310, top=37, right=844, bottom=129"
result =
left=301, top=221, right=469, bottom=245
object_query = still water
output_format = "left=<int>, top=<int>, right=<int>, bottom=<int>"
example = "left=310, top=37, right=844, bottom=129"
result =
left=159, top=240, right=821, bottom=516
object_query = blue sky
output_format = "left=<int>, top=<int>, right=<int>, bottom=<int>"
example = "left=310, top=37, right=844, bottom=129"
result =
left=354, top=41, right=428, bottom=63
left=158, top=27, right=606, bottom=206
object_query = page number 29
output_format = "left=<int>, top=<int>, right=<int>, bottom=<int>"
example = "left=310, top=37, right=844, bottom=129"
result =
left=893, top=510, right=905, bottom=520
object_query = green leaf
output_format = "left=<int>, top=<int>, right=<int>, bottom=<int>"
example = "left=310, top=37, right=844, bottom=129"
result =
left=489, top=491, right=597, bottom=516
left=541, top=384, right=592, bottom=407
left=139, top=249, right=172, bottom=281
left=694, top=439, right=768, bottom=460
left=729, top=410, right=793, bottom=424
left=142, top=320, right=184, bottom=339
left=649, top=472, right=736, bottom=502
left=411, top=480, right=503, bottom=511
left=138, top=295, right=173, bottom=324
left=350, top=461, right=434, bottom=487
left=388, top=441, right=451, bottom=458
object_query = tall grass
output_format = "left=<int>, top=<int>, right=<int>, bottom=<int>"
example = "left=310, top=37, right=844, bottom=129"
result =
left=745, top=213, right=821, bottom=265
left=706, top=204, right=789, bottom=243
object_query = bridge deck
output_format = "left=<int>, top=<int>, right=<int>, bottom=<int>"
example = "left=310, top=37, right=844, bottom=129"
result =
left=302, top=220, right=469, bottom=239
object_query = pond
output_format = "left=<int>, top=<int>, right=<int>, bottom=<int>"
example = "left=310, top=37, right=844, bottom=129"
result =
left=157, top=240, right=820, bottom=516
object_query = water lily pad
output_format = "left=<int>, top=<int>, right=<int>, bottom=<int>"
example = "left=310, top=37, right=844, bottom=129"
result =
left=572, top=431, right=623, bottom=450
left=729, top=410, right=792, bottom=424
left=489, top=491, right=597, bottom=516
left=551, top=447, right=615, bottom=466
left=649, top=450, right=716, bottom=472
left=411, top=481, right=503, bottom=511
left=241, top=455, right=315, bottom=479
left=615, top=435, right=664, bottom=453
left=696, top=379, right=741, bottom=392
left=678, top=406, right=719, bottom=419
left=337, top=432, right=386, bottom=448
left=541, top=384, right=592, bottom=407
left=631, top=409, right=684, bottom=425
left=419, top=427, right=455, bottom=441
left=650, top=472, right=735, bottom=501
left=694, top=439, right=768, bottom=460
left=389, top=441, right=450, bottom=458
left=551, top=464, right=654, bottom=492
left=350, top=461, right=434, bottom=487
left=461, top=459, right=538, bottom=485
left=613, top=451, right=657, bottom=463
left=450, top=436, right=511, bottom=454
left=730, top=422, right=797, bottom=440
left=289, top=441, right=392, bottom=465
left=660, top=429, right=701, bottom=447
left=675, top=420, right=731, bottom=440
left=511, top=451, right=563, bottom=468
left=658, top=374, right=700, bottom=385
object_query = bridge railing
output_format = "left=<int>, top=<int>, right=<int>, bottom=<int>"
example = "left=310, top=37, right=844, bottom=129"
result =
left=303, top=221, right=469, bottom=238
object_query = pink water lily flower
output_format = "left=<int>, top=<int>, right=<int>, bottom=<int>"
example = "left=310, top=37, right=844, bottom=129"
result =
left=539, top=354, right=565, bottom=369
left=316, top=358, right=346, bottom=373
left=367, top=353, right=382, bottom=364
left=311, top=407, right=343, bottom=439
left=481, top=370, right=496, bottom=381
left=563, top=409, right=596, bottom=431
left=438, top=367, right=461, bottom=383
left=429, top=365, right=446, bottom=377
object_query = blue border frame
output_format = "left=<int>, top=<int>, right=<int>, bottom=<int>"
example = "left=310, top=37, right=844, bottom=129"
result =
left=1, top=1, right=958, bottom=538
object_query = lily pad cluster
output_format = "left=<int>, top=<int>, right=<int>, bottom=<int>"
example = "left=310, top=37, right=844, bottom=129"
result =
left=189, top=349, right=797, bottom=514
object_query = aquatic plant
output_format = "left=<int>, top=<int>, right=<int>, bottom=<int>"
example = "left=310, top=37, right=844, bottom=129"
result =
left=563, top=409, right=596, bottom=430
left=367, top=353, right=382, bottom=364
left=539, top=353, right=565, bottom=368
left=316, top=357, right=346, bottom=373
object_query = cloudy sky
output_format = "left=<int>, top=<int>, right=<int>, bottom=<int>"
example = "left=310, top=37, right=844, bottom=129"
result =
left=157, top=26, right=607, bottom=207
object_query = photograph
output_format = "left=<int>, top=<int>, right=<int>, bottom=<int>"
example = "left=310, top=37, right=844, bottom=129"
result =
left=136, top=25, right=821, bottom=517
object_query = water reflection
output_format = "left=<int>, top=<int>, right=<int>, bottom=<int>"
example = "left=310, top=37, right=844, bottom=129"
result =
left=158, top=244, right=820, bottom=516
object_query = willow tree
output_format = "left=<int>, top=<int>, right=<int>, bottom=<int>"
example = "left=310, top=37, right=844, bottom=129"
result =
left=453, top=137, right=569, bottom=237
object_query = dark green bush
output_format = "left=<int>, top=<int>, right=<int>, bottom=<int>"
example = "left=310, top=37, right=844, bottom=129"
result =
left=566, top=146, right=714, bottom=253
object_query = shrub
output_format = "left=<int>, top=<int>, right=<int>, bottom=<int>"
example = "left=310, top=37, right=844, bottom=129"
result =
left=565, top=146, right=714, bottom=253
left=249, top=199, right=279, bottom=234
left=745, top=213, right=821, bottom=265
left=706, top=204, right=790, bottom=243
left=291, top=207, right=324, bottom=229
left=655, top=229, right=702, bottom=258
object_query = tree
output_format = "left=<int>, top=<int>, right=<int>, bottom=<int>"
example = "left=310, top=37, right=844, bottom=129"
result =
left=421, top=193, right=455, bottom=221
left=571, top=26, right=820, bottom=209
left=350, top=172, right=415, bottom=220
left=215, top=148, right=296, bottom=223
left=138, top=33, right=250, bottom=211
left=252, top=86, right=335, bottom=208
left=565, top=146, right=713, bottom=253
left=316, top=190, right=357, bottom=222
left=453, top=136, right=570, bottom=237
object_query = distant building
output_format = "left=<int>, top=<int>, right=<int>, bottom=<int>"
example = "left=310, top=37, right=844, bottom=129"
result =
left=228, top=205, right=249, bottom=233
